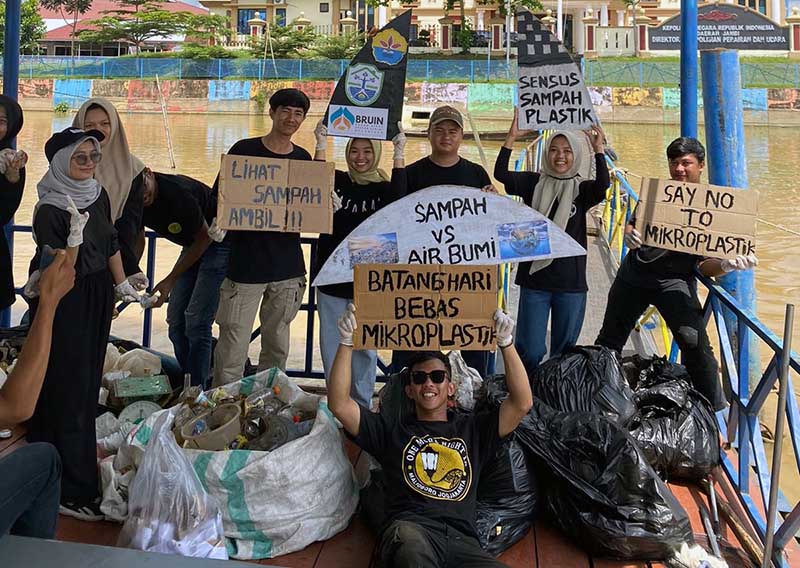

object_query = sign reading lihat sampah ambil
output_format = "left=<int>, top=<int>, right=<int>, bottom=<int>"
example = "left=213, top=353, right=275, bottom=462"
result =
left=516, top=10, right=598, bottom=131
left=217, top=154, right=335, bottom=233
left=353, top=264, right=497, bottom=351
left=635, top=177, right=758, bottom=258
left=649, top=2, right=789, bottom=51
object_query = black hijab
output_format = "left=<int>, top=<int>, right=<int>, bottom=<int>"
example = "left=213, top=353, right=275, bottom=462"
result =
left=0, top=95, right=24, bottom=150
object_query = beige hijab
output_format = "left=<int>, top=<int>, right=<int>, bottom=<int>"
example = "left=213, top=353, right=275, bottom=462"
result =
left=73, top=98, right=145, bottom=221
left=345, top=138, right=390, bottom=185
left=529, top=131, right=588, bottom=274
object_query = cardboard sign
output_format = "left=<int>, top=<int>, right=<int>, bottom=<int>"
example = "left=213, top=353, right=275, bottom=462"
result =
left=353, top=264, right=497, bottom=351
left=312, top=185, right=587, bottom=287
left=217, top=154, right=334, bottom=233
left=516, top=10, right=598, bottom=130
left=325, top=11, right=411, bottom=140
left=636, top=177, right=758, bottom=258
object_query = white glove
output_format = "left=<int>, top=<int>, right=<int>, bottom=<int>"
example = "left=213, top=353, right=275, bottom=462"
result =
left=65, top=196, right=90, bottom=248
left=314, top=119, right=328, bottom=152
left=721, top=254, right=758, bottom=273
left=0, top=149, right=15, bottom=174
left=331, top=190, right=342, bottom=213
left=392, top=121, right=406, bottom=162
left=115, top=280, right=141, bottom=304
left=208, top=217, right=226, bottom=243
left=22, top=269, right=41, bottom=299
left=338, top=303, right=357, bottom=346
left=127, top=272, right=149, bottom=291
left=624, top=227, right=642, bottom=250
left=493, top=308, right=515, bottom=348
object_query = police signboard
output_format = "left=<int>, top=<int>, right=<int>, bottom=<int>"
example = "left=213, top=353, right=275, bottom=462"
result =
left=649, top=2, right=789, bottom=51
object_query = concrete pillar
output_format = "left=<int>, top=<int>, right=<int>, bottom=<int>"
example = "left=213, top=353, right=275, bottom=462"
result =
left=600, top=3, right=609, bottom=26
left=477, top=9, right=485, bottom=31
left=788, top=7, right=800, bottom=58
left=341, top=11, right=357, bottom=35
left=378, top=5, right=388, bottom=27
left=542, top=9, right=557, bottom=34
left=439, top=16, right=454, bottom=51
left=557, top=0, right=564, bottom=39
left=616, top=9, right=625, bottom=26
left=770, top=0, right=781, bottom=23
left=582, top=10, right=599, bottom=57
left=575, top=14, right=585, bottom=53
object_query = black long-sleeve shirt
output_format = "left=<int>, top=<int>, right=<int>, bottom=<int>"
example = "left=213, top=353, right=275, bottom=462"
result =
left=0, top=170, right=24, bottom=309
left=117, top=171, right=145, bottom=276
left=494, top=146, right=609, bottom=292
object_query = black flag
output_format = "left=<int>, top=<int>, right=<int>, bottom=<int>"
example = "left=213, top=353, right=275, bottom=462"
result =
left=325, top=10, right=411, bottom=141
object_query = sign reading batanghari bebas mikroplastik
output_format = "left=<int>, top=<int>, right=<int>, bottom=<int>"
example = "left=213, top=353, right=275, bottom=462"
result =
left=635, top=177, right=758, bottom=258
left=649, top=2, right=789, bottom=51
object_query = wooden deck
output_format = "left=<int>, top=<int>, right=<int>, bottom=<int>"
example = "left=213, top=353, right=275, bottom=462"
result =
left=3, top=424, right=794, bottom=568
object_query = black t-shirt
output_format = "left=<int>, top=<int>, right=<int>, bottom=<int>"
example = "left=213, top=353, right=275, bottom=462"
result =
left=405, top=156, right=491, bottom=193
left=311, top=168, right=407, bottom=298
left=617, top=246, right=703, bottom=289
left=494, top=147, right=609, bottom=292
left=213, top=137, right=311, bottom=284
left=118, top=171, right=145, bottom=277
left=353, top=407, right=501, bottom=538
left=143, top=173, right=213, bottom=247
left=31, top=189, right=119, bottom=278
left=0, top=171, right=24, bottom=310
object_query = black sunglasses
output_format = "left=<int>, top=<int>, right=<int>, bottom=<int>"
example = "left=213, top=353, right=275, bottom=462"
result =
left=410, top=370, right=448, bottom=385
left=72, top=151, right=102, bottom=166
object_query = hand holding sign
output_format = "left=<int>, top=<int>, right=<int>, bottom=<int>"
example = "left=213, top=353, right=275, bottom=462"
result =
left=584, top=125, right=606, bottom=154
left=721, top=254, right=758, bottom=273
left=505, top=108, right=536, bottom=146
left=493, top=309, right=515, bottom=348
left=338, top=303, right=357, bottom=346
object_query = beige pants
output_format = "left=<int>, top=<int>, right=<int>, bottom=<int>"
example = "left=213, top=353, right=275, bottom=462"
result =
left=212, top=275, right=306, bottom=386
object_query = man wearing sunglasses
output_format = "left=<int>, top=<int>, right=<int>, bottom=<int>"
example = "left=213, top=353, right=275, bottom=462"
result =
left=328, top=304, right=532, bottom=567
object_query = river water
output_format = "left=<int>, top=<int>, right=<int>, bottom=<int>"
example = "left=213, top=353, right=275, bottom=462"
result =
left=7, top=111, right=799, bottom=369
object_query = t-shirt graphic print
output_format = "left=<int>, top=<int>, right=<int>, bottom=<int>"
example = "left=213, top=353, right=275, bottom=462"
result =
left=403, top=435, right=471, bottom=501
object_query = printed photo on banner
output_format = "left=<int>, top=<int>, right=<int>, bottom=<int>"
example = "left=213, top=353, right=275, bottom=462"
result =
left=635, top=177, right=758, bottom=258
left=515, top=10, right=598, bottom=131
left=497, top=221, right=551, bottom=260
left=324, top=10, right=411, bottom=140
left=348, top=233, right=400, bottom=266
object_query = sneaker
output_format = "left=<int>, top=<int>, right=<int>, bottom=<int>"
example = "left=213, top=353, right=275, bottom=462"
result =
left=59, top=499, right=104, bottom=522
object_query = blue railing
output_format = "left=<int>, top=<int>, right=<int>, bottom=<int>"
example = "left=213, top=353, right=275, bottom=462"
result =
left=602, top=162, right=800, bottom=565
left=3, top=56, right=800, bottom=87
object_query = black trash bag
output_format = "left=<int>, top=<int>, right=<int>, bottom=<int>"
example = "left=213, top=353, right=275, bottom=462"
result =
left=629, top=357, right=720, bottom=481
left=360, top=468, right=389, bottom=532
left=378, top=371, right=416, bottom=420
left=530, top=346, right=636, bottom=426
left=476, top=437, right=538, bottom=555
left=515, top=401, right=693, bottom=560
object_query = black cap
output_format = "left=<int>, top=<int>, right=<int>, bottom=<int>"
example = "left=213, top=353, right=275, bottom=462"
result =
left=44, top=127, right=105, bottom=163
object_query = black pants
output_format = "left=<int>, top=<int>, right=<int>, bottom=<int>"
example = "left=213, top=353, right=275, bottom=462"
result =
left=374, top=516, right=507, bottom=568
left=596, top=275, right=725, bottom=410
left=27, top=270, right=114, bottom=504
left=0, top=443, right=61, bottom=538
left=390, top=350, right=489, bottom=378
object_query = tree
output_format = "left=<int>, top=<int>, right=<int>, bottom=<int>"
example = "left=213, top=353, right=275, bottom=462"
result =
left=249, top=21, right=317, bottom=59
left=0, top=0, right=47, bottom=54
left=310, top=31, right=364, bottom=59
left=39, top=0, right=93, bottom=57
left=79, top=0, right=230, bottom=54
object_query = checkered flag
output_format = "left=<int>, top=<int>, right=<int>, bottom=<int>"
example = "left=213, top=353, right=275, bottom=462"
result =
left=516, top=11, right=575, bottom=67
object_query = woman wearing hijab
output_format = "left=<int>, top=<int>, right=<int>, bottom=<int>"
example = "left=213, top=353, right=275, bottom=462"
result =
left=0, top=95, right=28, bottom=310
left=74, top=98, right=148, bottom=289
left=494, top=109, right=609, bottom=375
left=312, top=122, right=407, bottom=408
left=26, top=127, right=139, bottom=521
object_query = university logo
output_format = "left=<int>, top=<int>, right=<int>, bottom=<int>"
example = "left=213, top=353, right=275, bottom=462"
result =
left=345, top=63, right=384, bottom=107
left=330, top=106, right=356, bottom=131
left=372, top=29, right=408, bottom=66
left=402, top=435, right=471, bottom=501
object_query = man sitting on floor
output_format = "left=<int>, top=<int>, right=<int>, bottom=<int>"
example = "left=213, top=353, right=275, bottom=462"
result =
left=0, top=249, right=75, bottom=539
left=328, top=304, right=532, bottom=567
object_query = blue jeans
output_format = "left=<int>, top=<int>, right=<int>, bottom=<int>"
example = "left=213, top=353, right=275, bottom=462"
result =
left=515, top=288, right=587, bottom=375
left=0, top=443, right=61, bottom=539
left=317, top=291, right=377, bottom=409
left=167, top=243, right=230, bottom=389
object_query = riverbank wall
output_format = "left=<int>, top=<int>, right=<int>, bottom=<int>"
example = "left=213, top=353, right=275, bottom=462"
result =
left=19, top=78, right=800, bottom=126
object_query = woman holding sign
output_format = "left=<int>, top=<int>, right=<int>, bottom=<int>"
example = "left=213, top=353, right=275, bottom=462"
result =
left=495, top=109, right=609, bottom=375
left=312, top=121, right=407, bottom=408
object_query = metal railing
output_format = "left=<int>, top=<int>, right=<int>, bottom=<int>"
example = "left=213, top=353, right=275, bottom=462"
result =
left=601, top=161, right=800, bottom=566
left=3, top=56, right=800, bottom=87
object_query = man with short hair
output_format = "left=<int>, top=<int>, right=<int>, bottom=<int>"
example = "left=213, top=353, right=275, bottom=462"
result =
left=328, top=304, right=532, bottom=567
left=211, top=88, right=312, bottom=385
left=137, top=169, right=227, bottom=389
left=398, top=106, right=497, bottom=377
left=0, top=249, right=75, bottom=539
left=596, top=137, right=758, bottom=410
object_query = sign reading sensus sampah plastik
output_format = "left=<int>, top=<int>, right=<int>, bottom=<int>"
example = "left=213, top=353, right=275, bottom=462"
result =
left=649, top=3, right=789, bottom=51
left=353, top=264, right=497, bottom=350
left=217, top=154, right=335, bottom=233
left=636, top=177, right=758, bottom=258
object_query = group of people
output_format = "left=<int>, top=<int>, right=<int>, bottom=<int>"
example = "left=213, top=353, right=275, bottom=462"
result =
left=0, top=84, right=758, bottom=567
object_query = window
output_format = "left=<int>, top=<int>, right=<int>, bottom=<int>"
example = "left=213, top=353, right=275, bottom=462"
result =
left=237, top=9, right=257, bottom=33
left=737, top=0, right=767, bottom=14
left=276, top=7, right=287, bottom=27
left=320, top=2, right=329, bottom=12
